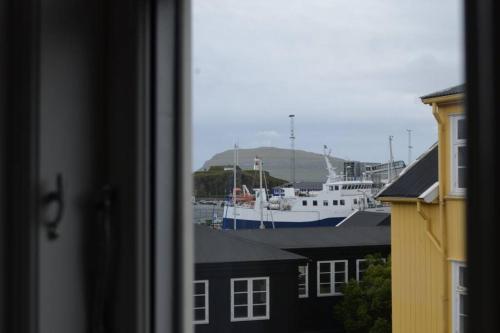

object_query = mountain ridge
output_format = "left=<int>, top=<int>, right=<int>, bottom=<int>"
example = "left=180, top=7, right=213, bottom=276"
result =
left=200, top=147, right=347, bottom=182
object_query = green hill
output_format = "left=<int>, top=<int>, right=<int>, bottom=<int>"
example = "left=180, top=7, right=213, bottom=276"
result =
left=200, top=147, right=345, bottom=182
left=193, top=165, right=287, bottom=199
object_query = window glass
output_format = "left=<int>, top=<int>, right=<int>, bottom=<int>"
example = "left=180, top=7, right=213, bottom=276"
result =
left=323, top=200, right=328, bottom=206
left=302, top=200, right=307, bottom=206
left=193, top=281, right=209, bottom=324
left=340, top=200, right=345, bottom=205
left=334, top=185, right=339, bottom=190
left=317, top=260, right=347, bottom=296
left=313, top=200, right=318, bottom=206
left=298, top=264, right=308, bottom=298
left=356, top=259, right=368, bottom=281
left=231, top=278, right=269, bottom=321
left=333, top=200, right=338, bottom=206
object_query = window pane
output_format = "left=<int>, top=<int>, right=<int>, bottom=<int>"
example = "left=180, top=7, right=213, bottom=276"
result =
left=458, top=167, right=466, bottom=188
left=299, top=286, right=306, bottom=295
left=194, top=282, right=205, bottom=295
left=319, top=262, right=331, bottom=273
left=194, top=295, right=205, bottom=308
left=335, top=272, right=346, bottom=282
left=233, top=280, right=247, bottom=292
left=460, top=294, right=468, bottom=315
left=253, top=305, right=267, bottom=317
left=234, top=293, right=248, bottom=305
left=334, top=282, right=345, bottom=293
left=459, top=266, right=468, bottom=287
left=253, top=291, right=267, bottom=304
left=458, top=146, right=466, bottom=167
left=335, top=262, right=345, bottom=271
left=299, top=265, right=307, bottom=275
left=459, top=316, right=466, bottom=333
left=194, top=308, right=206, bottom=321
left=234, top=306, right=248, bottom=318
left=319, top=284, right=331, bottom=294
left=319, top=273, right=330, bottom=283
left=457, top=118, right=466, bottom=140
left=253, top=279, right=267, bottom=291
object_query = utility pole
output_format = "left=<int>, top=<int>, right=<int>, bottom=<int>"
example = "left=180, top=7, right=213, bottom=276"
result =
left=388, top=135, right=394, bottom=183
left=255, top=157, right=265, bottom=229
left=233, top=143, right=238, bottom=230
left=407, top=129, right=413, bottom=165
left=289, top=115, right=296, bottom=187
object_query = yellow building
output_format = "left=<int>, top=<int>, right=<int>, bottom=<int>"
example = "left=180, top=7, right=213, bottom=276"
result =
left=377, top=84, right=466, bottom=333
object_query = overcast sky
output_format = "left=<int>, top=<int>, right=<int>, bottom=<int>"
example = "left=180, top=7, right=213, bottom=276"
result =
left=192, top=0, right=464, bottom=169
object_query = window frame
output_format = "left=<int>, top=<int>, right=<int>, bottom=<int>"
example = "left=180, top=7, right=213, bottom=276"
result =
left=452, top=261, right=468, bottom=333
left=230, top=277, right=270, bottom=322
left=298, top=264, right=309, bottom=298
left=356, top=259, right=367, bottom=281
left=193, top=280, right=209, bottom=324
left=450, top=114, right=466, bottom=195
left=317, top=260, right=348, bottom=297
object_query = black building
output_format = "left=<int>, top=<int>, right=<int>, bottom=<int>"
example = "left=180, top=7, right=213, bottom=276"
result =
left=195, top=211, right=390, bottom=333
left=194, top=225, right=307, bottom=333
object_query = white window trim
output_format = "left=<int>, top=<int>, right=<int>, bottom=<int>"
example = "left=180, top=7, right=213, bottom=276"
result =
left=298, top=264, right=309, bottom=298
left=450, top=114, right=466, bottom=196
left=452, top=261, right=467, bottom=333
left=356, top=259, right=367, bottom=281
left=230, top=277, right=270, bottom=322
left=193, top=280, right=209, bottom=324
left=317, top=260, right=348, bottom=297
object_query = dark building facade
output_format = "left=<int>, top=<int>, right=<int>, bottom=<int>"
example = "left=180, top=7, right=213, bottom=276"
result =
left=195, top=211, right=391, bottom=333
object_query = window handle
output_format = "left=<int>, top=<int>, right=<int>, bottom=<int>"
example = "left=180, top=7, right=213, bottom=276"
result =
left=42, top=173, right=64, bottom=240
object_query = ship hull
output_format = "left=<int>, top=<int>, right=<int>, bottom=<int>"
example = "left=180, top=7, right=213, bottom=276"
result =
left=222, top=216, right=344, bottom=229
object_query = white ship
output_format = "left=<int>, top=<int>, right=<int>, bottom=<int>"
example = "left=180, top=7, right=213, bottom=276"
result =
left=222, top=147, right=377, bottom=229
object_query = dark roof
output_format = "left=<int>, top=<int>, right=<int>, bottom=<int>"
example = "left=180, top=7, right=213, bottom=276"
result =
left=420, top=84, right=465, bottom=100
left=337, top=211, right=391, bottom=228
left=228, top=226, right=390, bottom=250
left=377, top=144, right=438, bottom=198
left=195, top=224, right=305, bottom=264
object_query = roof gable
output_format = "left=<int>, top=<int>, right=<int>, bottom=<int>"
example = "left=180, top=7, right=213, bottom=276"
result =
left=420, top=84, right=465, bottom=100
left=195, top=225, right=305, bottom=264
left=377, top=144, right=438, bottom=199
left=228, top=226, right=390, bottom=250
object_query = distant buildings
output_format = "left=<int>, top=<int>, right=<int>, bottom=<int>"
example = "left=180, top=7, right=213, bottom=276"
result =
left=377, top=84, right=466, bottom=333
left=194, top=211, right=390, bottom=333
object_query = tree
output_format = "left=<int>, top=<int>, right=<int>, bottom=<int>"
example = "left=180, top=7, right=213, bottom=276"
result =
left=335, top=254, right=391, bottom=333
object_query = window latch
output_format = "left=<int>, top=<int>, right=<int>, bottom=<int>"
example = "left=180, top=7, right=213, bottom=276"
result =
left=42, top=173, right=64, bottom=240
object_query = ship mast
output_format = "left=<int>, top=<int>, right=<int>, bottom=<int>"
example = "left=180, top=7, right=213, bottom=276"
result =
left=254, top=156, right=265, bottom=229
left=407, top=129, right=413, bottom=165
left=289, top=115, right=296, bottom=187
left=233, top=143, right=238, bottom=230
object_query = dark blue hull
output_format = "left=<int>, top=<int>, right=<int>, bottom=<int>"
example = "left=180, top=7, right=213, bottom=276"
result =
left=222, top=217, right=345, bottom=230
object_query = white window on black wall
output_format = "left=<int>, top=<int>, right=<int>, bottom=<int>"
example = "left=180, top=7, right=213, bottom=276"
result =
left=356, top=259, right=368, bottom=281
left=193, top=280, right=209, bottom=324
left=317, top=260, right=348, bottom=296
left=450, top=114, right=466, bottom=195
left=231, top=277, right=270, bottom=321
left=298, top=264, right=309, bottom=298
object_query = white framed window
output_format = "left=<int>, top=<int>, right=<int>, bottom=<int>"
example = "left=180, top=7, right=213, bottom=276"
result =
left=193, top=280, right=209, bottom=324
left=356, top=259, right=368, bottom=281
left=317, top=260, right=348, bottom=296
left=450, top=114, right=466, bottom=195
left=452, top=262, right=468, bottom=333
left=298, top=264, right=309, bottom=298
left=230, top=277, right=270, bottom=321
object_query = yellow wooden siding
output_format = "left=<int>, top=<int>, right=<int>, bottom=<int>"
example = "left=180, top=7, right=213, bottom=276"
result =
left=446, top=199, right=466, bottom=261
left=391, top=203, right=444, bottom=333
